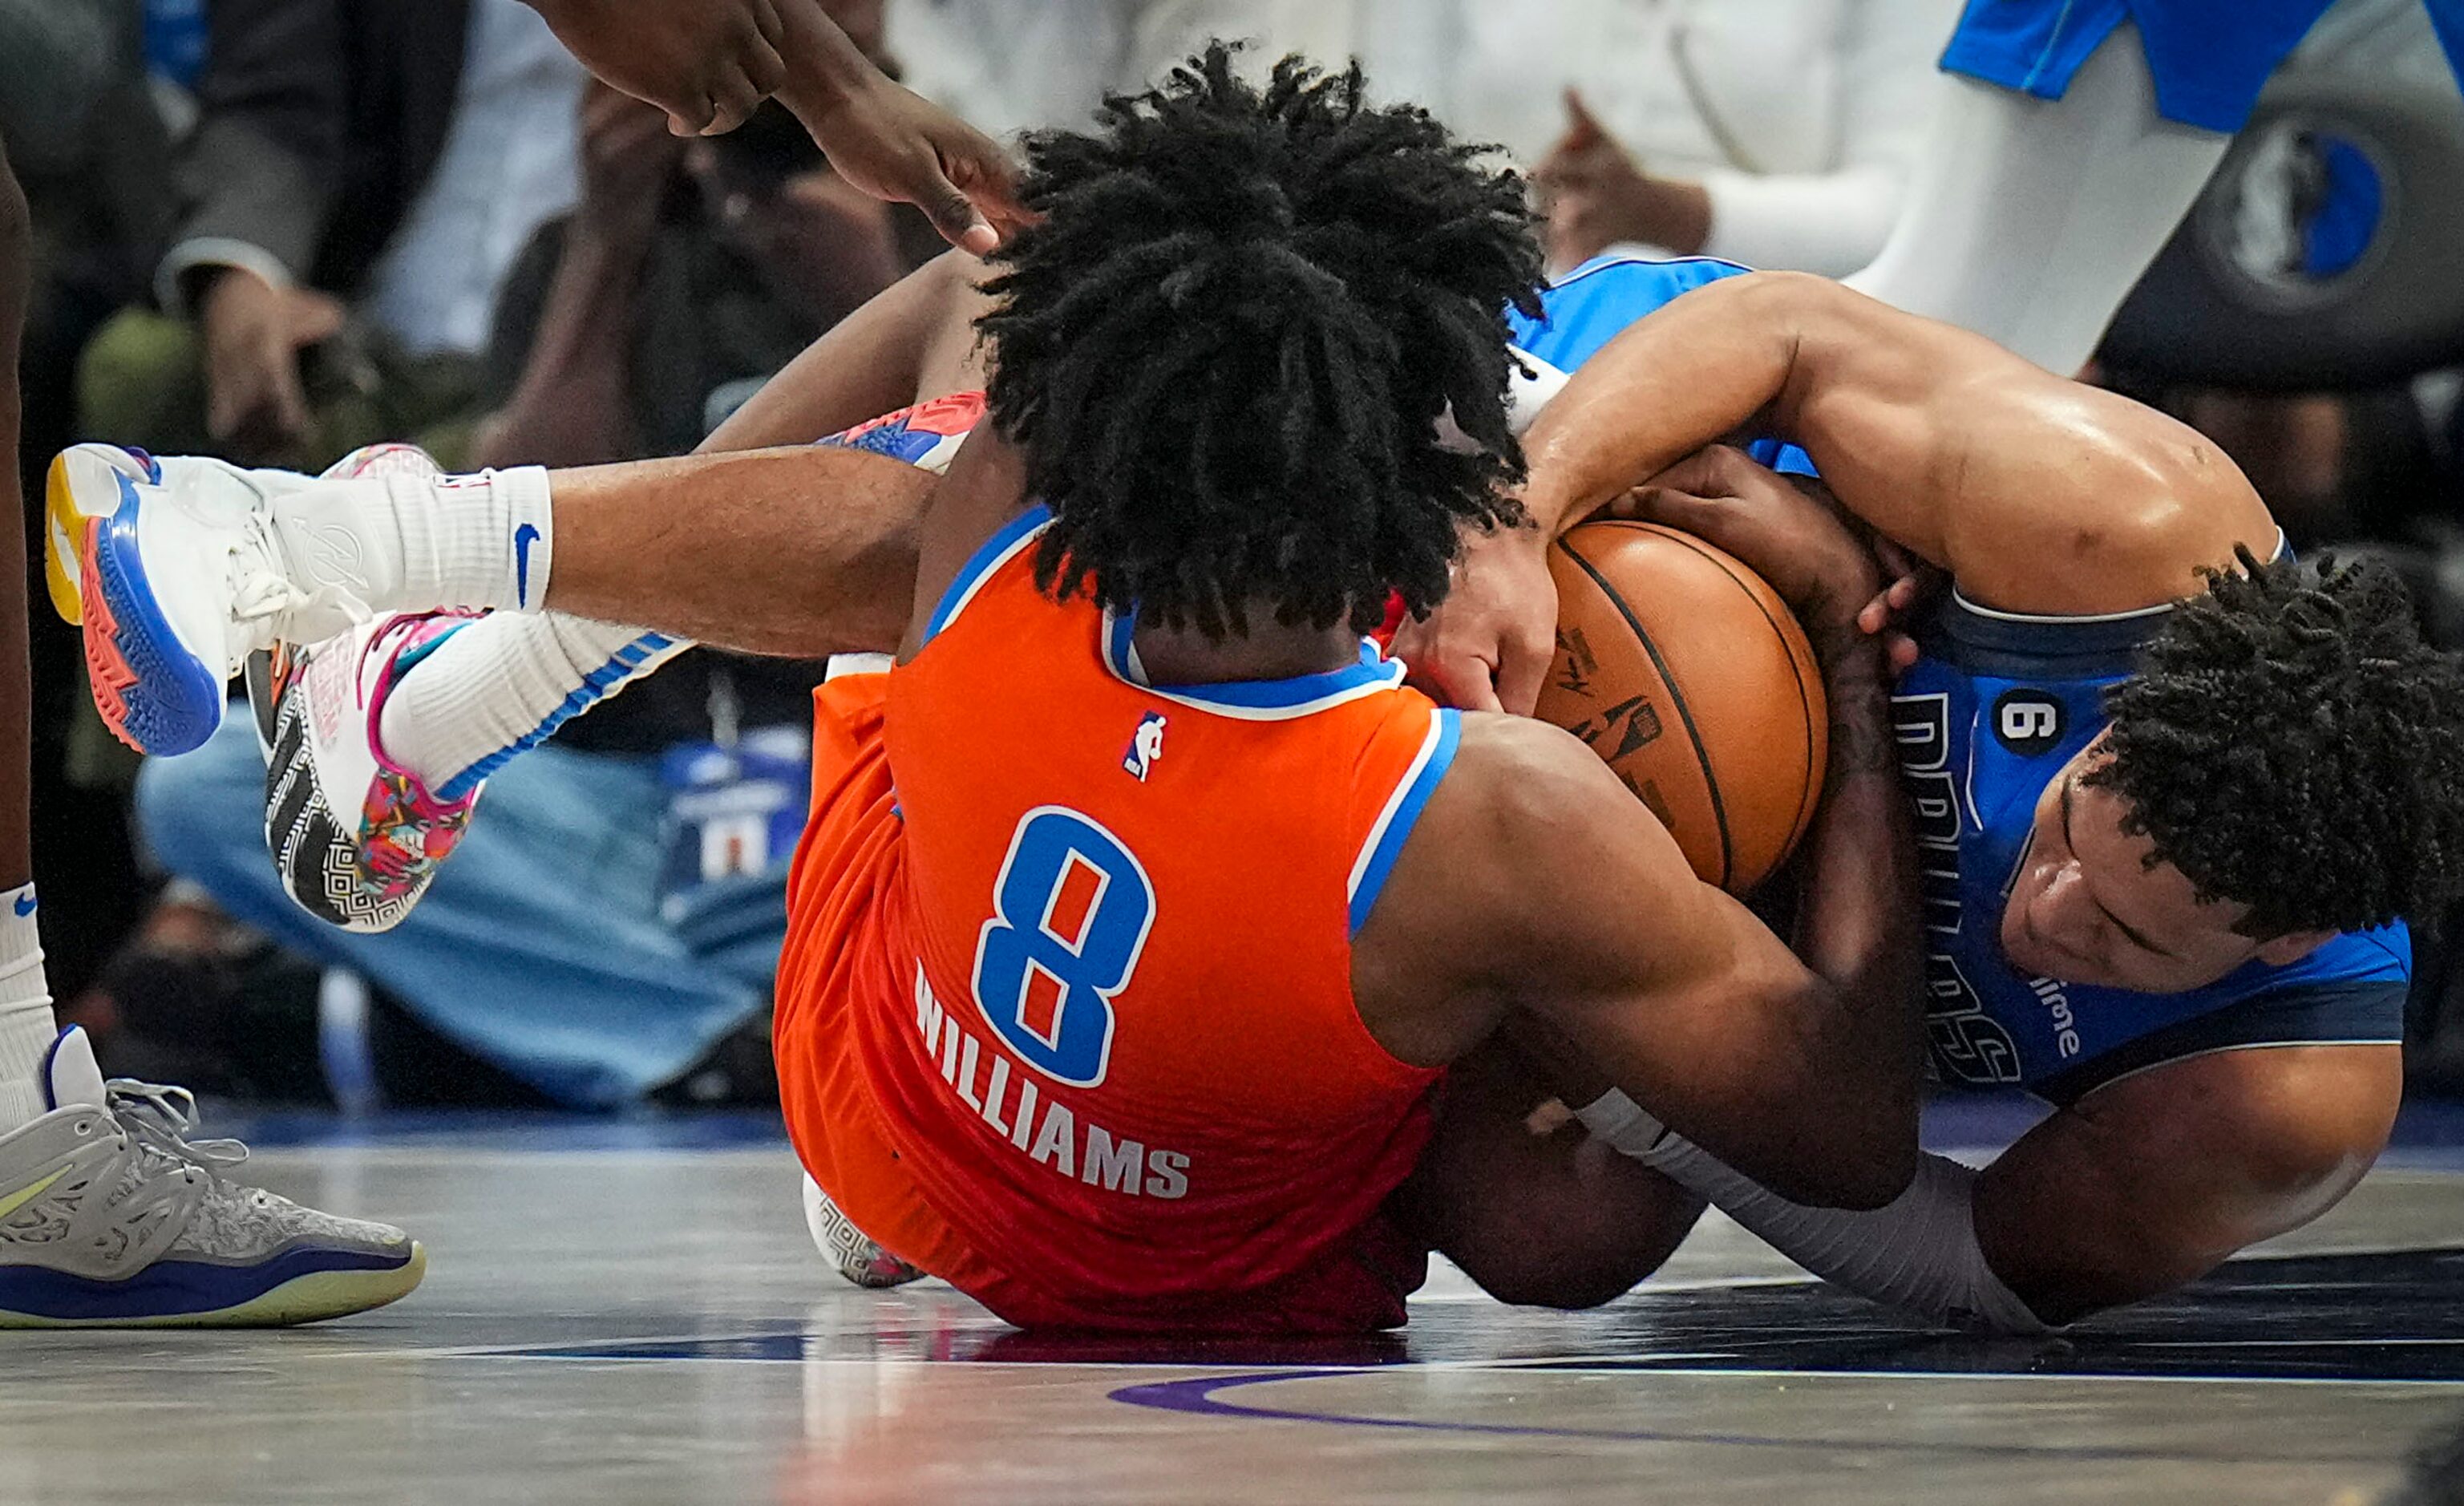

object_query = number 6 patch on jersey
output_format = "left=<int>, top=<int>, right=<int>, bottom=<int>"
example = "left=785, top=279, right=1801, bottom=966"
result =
left=973, top=807, right=1156, bottom=1088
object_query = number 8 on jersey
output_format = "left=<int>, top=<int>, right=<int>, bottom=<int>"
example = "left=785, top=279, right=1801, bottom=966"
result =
left=973, top=807, right=1156, bottom=1088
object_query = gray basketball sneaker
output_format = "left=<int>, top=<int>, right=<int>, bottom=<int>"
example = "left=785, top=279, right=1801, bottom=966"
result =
left=0, top=1027, right=424, bottom=1326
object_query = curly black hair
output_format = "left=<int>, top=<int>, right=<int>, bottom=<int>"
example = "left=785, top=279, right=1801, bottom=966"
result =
left=976, top=45, right=1545, bottom=638
left=2086, top=547, right=2464, bottom=937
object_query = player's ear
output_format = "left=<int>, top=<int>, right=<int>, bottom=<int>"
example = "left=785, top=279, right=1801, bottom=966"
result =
left=2255, top=930, right=2337, bottom=966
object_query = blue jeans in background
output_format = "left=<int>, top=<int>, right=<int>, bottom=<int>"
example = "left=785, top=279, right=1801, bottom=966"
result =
left=135, top=714, right=789, bottom=1109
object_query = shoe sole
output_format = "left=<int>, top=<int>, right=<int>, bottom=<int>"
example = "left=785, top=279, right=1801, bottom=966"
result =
left=76, top=476, right=225, bottom=757
left=43, top=445, right=156, bottom=626
left=0, top=1241, right=425, bottom=1329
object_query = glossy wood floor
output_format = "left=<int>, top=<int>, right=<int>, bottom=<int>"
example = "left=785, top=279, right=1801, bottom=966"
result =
left=10, top=1111, right=2464, bottom=1505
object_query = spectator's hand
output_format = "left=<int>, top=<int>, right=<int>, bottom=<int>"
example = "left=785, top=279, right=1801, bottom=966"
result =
left=575, top=82, right=690, bottom=246
left=197, top=268, right=343, bottom=457
left=1607, top=445, right=1883, bottom=642
left=1535, top=91, right=1711, bottom=273
left=1389, top=523, right=1559, bottom=716
left=524, top=0, right=790, bottom=138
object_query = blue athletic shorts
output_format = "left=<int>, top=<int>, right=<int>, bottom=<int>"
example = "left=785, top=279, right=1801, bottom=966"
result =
left=1940, top=0, right=2375, bottom=133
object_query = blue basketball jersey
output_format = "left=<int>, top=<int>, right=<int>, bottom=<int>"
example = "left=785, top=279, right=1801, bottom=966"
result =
left=1512, top=251, right=2410, bottom=1103
left=1507, top=255, right=1816, bottom=479
left=1896, top=597, right=2408, bottom=1103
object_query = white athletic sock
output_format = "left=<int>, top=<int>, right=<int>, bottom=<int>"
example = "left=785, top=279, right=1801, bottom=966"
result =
left=272, top=466, right=557, bottom=621
left=1844, top=22, right=2231, bottom=375
left=0, top=885, right=61, bottom=1132
left=378, top=610, right=690, bottom=799
left=1575, top=1089, right=2050, bottom=1334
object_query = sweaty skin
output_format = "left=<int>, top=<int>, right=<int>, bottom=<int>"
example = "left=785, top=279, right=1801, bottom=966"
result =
left=1429, top=269, right=2398, bottom=1323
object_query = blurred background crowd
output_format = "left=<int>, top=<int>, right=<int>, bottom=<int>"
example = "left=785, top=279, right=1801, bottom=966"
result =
left=9, top=0, right=2464, bottom=1115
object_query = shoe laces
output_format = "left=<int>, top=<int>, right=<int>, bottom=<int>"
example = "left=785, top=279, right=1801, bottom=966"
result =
left=231, top=510, right=319, bottom=625
left=103, top=1078, right=250, bottom=1179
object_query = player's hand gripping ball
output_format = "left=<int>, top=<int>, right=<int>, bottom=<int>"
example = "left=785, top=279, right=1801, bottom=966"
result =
left=1532, top=447, right=1882, bottom=893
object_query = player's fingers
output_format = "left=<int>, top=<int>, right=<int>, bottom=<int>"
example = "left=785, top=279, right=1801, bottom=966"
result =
left=1493, top=624, right=1552, bottom=719
left=1643, top=443, right=1761, bottom=499
left=912, top=166, right=997, bottom=253
left=751, top=0, right=789, bottom=54
left=912, top=161, right=995, bottom=253
left=698, top=59, right=767, bottom=136
left=1617, top=484, right=1727, bottom=536
left=739, top=2, right=791, bottom=100
left=1414, top=641, right=1505, bottom=715
left=945, top=132, right=1036, bottom=244
left=663, top=77, right=722, bottom=138
left=1887, top=632, right=1921, bottom=674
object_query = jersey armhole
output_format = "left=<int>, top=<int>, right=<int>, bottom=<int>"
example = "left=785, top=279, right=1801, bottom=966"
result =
left=917, top=504, right=1051, bottom=648
left=1345, top=708, right=1463, bottom=937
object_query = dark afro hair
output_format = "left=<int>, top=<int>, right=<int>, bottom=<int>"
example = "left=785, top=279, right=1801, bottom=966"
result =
left=2086, top=547, right=2464, bottom=937
left=975, top=44, right=1545, bottom=639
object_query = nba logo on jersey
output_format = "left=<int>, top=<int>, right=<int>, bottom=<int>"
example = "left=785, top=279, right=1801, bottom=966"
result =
left=1123, top=713, right=1167, bottom=782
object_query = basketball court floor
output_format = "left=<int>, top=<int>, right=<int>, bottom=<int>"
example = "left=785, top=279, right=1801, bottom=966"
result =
left=13, top=1097, right=2464, bottom=1505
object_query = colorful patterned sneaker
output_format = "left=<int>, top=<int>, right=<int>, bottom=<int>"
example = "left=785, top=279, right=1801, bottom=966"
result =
left=251, top=610, right=483, bottom=934
left=43, top=444, right=352, bottom=756
left=0, top=1027, right=423, bottom=1326
left=801, top=1174, right=927, bottom=1289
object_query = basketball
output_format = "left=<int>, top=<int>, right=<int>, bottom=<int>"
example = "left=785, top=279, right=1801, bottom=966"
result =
left=1533, top=520, right=1828, bottom=893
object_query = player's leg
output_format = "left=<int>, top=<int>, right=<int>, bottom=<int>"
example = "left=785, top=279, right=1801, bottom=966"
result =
left=0, top=137, right=420, bottom=1326
left=0, top=136, right=50, bottom=1129
left=1845, top=22, right=2230, bottom=375
left=235, top=445, right=692, bottom=930
left=1390, top=1035, right=1704, bottom=1309
left=46, top=439, right=936, bottom=758
left=1972, top=1042, right=2399, bottom=1323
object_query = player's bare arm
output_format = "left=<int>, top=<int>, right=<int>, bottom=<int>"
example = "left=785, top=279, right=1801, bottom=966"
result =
left=706, top=250, right=992, bottom=454
left=1975, top=1042, right=2400, bottom=1324
left=1518, top=270, right=2280, bottom=615
left=1362, top=488, right=1924, bottom=1210
left=1400, top=271, right=2288, bottom=713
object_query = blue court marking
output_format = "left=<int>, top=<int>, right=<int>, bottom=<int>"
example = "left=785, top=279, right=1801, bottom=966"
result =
left=1105, top=1370, right=2409, bottom=1465
left=210, top=1107, right=789, bottom=1151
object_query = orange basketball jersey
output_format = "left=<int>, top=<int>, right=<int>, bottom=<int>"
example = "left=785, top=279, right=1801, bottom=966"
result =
left=782, top=500, right=1461, bottom=1330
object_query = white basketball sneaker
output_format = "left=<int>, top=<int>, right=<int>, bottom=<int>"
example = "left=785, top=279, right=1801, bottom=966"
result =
left=43, top=444, right=362, bottom=756
left=801, top=1175, right=926, bottom=1289
left=0, top=1027, right=424, bottom=1326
